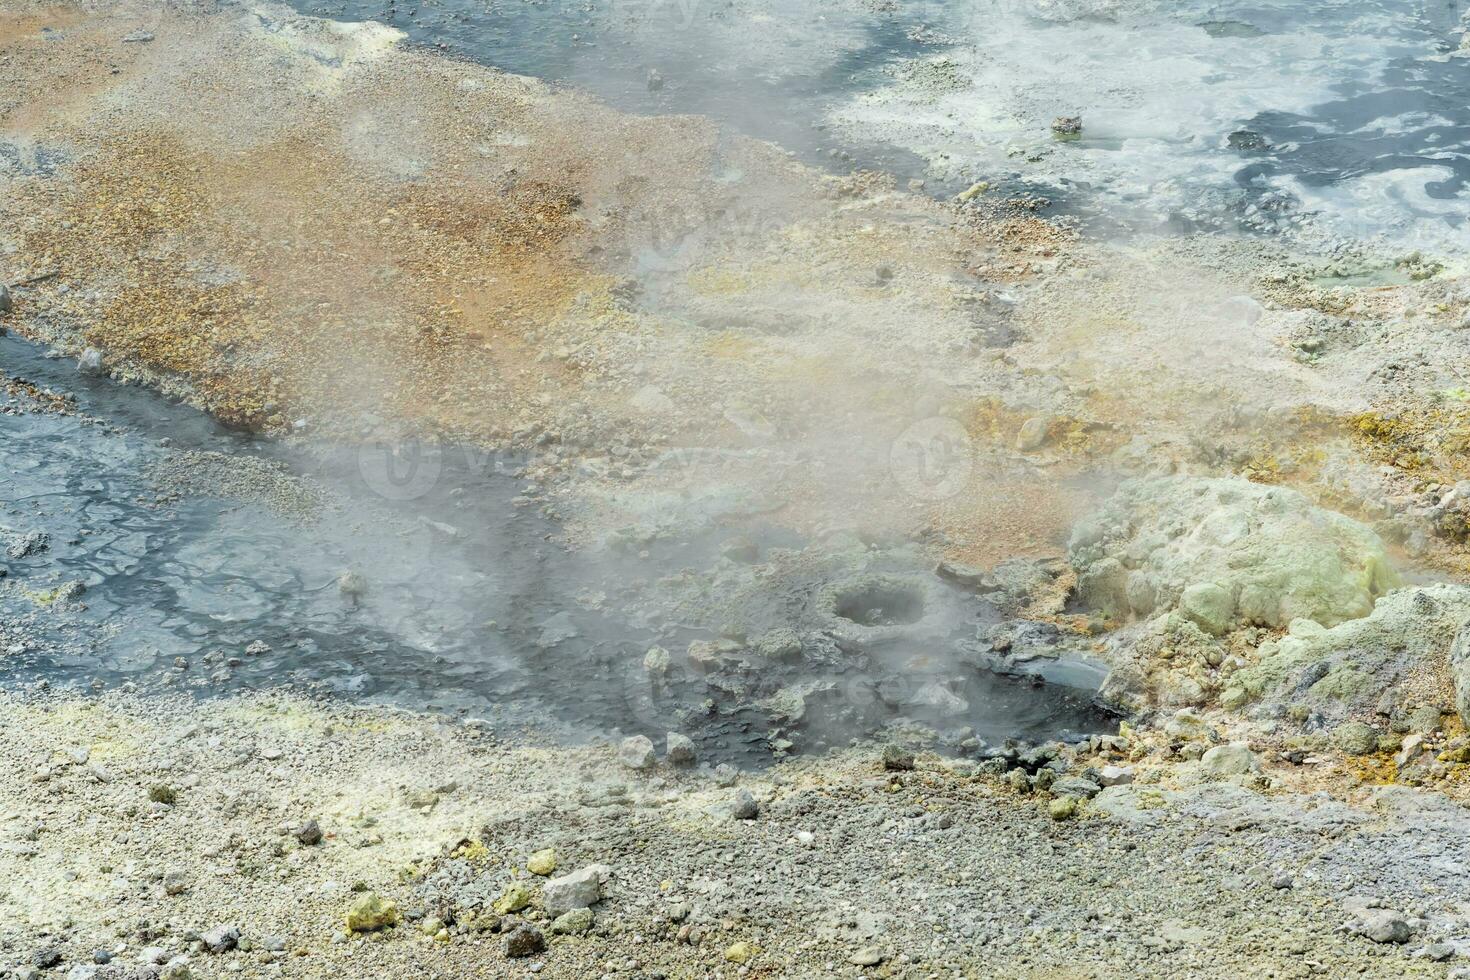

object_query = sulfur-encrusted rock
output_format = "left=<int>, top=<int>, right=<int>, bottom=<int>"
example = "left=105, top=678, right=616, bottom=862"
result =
left=1070, top=476, right=1397, bottom=631
left=1228, top=585, right=1470, bottom=725
left=345, top=893, right=399, bottom=932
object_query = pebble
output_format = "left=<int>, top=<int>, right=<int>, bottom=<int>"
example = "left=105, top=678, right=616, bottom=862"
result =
left=542, top=864, right=611, bottom=916
left=293, top=819, right=323, bottom=846
left=549, top=907, right=594, bottom=935
left=493, top=882, right=533, bottom=914
left=77, top=348, right=106, bottom=376
left=503, top=924, right=546, bottom=958
left=1200, top=743, right=1257, bottom=779
left=1355, top=910, right=1414, bottom=944
left=881, top=744, right=914, bottom=772
left=0, top=284, right=11, bottom=313
left=724, top=788, right=759, bottom=820
left=345, top=893, right=399, bottom=932
left=200, top=925, right=240, bottom=954
left=527, top=847, right=558, bottom=876
left=665, top=732, right=697, bottom=767
left=849, top=947, right=885, bottom=966
left=1098, top=765, right=1134, bottom=786
left=724, top=941, right=758, bottom=964
left=618, top=735, right=656, bottom=770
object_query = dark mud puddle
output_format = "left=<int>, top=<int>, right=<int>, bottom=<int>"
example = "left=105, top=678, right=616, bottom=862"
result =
left=0, top=336, right=1114, bottom=763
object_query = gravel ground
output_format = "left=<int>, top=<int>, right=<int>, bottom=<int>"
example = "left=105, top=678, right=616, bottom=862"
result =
left=2, top=688, right=1468, bottom=980
left=4, top=4, right=1470, bottom=980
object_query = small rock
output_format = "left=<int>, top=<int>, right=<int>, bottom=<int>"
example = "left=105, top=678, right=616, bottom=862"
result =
left=493, top=882, right=533, bottom=915
left=1424, top=942, right=1455, bottom=962
left=1406, top=705, right=1444, bottom=734
left=345, top=893, right=400, bottom=932
left=33, top=949, right=62, bottom=969
left=1355, top=909, right=1414, bottom=944
left=1016, top=416, right=1050, bottom=451
left=618, top=735, right=656, bottom=770
left=0, top=284, right=11, bottom=313
left=1200, top=743, right=1257, bottom=779
left=1270, top=872, right=1293, bottom=890
left=643, top=646, right=670, bottom=674
left=293, top=819, right=323, bottom=846
left=1332, top=721, right=1380, bottom=756
left=77, top=348, right=106, bottom=376
left=148, top=784, right=177, bottom=805
left=1048, top=796, right=1079, bottom=820
left=724, top=941, right=758, bottom=964
left=527, top=848, right=558, bottom=877
left=881, top=744, right=914, bottom=772
left=200, top=925, right=239, bottom=954
left=503, top=925, right=545, bottom=959
left=542, top=864, right=611, bottom=917
left=849, top=947, right=885, bottom=967
left=713, top=763, right=739, bottom=787
left=549, top=908, right=594, bottom=935
left=1051, top=115, right=1083, bottom=136
left=163, top=871, right=189, bottom=896
left=121, top=29, right=155, bottom=42
left=665, top=732, right=697, bottom=767
left=1098, top=765, right=1134, bottom=786
left=1050, top=776, right=1101, bottom=800
left=722, top=788, right=759, bottom=820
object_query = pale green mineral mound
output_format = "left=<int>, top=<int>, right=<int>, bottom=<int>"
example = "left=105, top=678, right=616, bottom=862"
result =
left=1224, top=584, right=1470, bottom=724
left=1070, top=476, right=1398, bottom=633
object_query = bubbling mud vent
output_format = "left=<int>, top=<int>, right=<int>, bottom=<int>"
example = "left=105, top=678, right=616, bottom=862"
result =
left=0, top=333, right=1116, bottom=765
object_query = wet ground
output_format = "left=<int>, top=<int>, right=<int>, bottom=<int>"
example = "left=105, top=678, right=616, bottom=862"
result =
left=313, top=0, right=1470, bottom=247
left=0, top=334, right=1114, bottom=762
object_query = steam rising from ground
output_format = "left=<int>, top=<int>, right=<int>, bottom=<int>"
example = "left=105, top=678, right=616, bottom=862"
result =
left=3, top=0, right=1470, bottom=757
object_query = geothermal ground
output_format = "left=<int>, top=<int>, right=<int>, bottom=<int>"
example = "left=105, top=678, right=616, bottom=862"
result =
left=4, top=1, right=1470, bottom=978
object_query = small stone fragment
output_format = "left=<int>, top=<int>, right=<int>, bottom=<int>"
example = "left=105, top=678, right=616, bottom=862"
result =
left=618, top=734, right=656, bottom=770
left=1332, top=721, right=1380, bottom=756
left=345, top=893, right=400, bottom=932
left=881, top=744, right=914, bottom=772
left=200, top=925, right=239, bottom=954
left=527, top=848, right=557, bottom=877
left=503, top=925, right=546, bottom=958
left=849, top=947, right=885, bottom=967
left=1355, top=909, right=1414, bottom=944
left=1200, top=743, right=1257, bottom=779
left=549, top=907, right=594, bottom=935
left=665, top=732, right=697, bottom=767
left=493, top=882, right=532, bottom=915
left=1016, top=416, right=1050, bottom=451
left=542, top=864, right=611, bottom=917
left=77, top=348, right=106, bottom=376
left=1049, top=796, right=1079, bottom=820
left=294, top=819, right=323, bottom=846
left=724, top=941, right=758, bottom=964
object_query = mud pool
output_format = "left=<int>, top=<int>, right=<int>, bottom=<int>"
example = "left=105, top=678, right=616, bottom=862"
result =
left=0, top=334, right=1114, bottom=762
